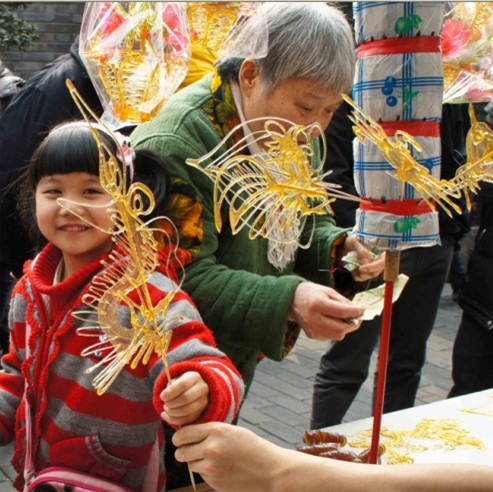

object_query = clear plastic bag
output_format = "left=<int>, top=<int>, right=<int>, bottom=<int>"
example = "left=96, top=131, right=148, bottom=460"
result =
left=187, top=2, right=241, bottom=53
left=80, top=2, right=191, bottom=127
left=187, top=2, right=267, bottom=59
left=442, top=2, right=493, bottom=104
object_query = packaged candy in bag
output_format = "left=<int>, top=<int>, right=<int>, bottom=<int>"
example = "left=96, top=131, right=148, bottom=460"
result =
left=442, top=1, right=493, bottom=104
left=187, top=2, right=241, bottom=53
left=187, top=2, right=266, bottom=57
left=80, top=2, right=190, bottom=126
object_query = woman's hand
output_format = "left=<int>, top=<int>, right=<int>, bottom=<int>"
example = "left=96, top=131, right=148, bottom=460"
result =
left=342, top=235, right=385, bottom=282
left=288, top=282, right=363, bottom=340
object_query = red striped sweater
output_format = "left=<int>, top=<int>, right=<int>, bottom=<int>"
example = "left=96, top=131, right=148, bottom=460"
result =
left=2, top=243, right=244, bottom=491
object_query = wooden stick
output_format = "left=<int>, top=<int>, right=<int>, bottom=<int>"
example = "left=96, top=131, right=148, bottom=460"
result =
left=369, top=250, right=400, bottom=464
left=164, top=357, right=197, bottom=491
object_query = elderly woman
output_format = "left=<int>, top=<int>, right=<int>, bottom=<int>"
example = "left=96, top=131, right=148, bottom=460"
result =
left=132, top=2, right=384, bottom=391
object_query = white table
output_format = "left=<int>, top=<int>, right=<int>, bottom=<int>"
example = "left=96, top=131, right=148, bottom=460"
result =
left=170, top=391, right=493, bottom=491
left=321, top=389, right=493, bottom=465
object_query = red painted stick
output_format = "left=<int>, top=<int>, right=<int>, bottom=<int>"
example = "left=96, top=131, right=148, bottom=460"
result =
left=369, top=251, right=401, bottom=464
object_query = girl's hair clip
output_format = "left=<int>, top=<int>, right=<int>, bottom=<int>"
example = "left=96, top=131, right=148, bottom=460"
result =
left=113, top=132, right=136, bottom=181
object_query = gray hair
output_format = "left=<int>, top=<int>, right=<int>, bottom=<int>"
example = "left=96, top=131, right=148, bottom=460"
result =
left=216, top=2, right=355, bottom=94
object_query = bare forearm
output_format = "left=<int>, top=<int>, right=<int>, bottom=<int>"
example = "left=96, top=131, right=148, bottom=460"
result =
left=278, top=451, right=493, bottom=492
left=173, top=423, right=493, bottom=492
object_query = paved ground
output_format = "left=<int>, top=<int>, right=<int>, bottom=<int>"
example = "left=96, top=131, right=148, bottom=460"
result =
left=0, top=284, right=462, bottom=490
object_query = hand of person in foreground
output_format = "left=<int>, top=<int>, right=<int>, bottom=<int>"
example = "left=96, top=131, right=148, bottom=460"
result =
left=342, top=234, right=385, bottom=282
left=173, top=422, right=493, bottom=492
left=160, top=371, right=209, bottom=426
left=288, top=282, right=363, bottom=340
left=173, top=421, right=290, bottom=492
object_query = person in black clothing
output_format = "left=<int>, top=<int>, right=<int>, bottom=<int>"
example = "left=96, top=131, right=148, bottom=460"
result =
left=0, top=61, right=25, bottom=118
left=449, top=101, right=493, bottom=397
left=0, top=37, right=102, bottom=353
left=311, top=101, right=471, bottom=428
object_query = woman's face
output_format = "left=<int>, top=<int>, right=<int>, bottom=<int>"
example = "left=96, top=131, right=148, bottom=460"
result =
left=35, top=172, right=114, bottom=279
left=239, top=60, right=342, bottom=139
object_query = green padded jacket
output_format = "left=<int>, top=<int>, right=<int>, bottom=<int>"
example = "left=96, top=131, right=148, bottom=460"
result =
left=131, top=73, right=348, bottom=390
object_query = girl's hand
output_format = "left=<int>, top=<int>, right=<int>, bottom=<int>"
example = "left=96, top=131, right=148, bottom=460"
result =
left=160, top=371, right=209, bottom=426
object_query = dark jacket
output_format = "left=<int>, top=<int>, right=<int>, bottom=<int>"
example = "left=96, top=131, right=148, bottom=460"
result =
left=0, top=62, right=25, bottom=117
left=0, top=38, right=102, bottom=277
left=459, top=182, right=493, bottom=329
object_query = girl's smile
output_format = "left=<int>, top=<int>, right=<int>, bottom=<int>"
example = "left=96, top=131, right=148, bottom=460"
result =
left=58, top=223, right=91, bottom=231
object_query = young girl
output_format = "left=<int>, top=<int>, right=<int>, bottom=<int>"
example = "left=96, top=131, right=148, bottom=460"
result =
left=2, top=122, right=244, bottom=491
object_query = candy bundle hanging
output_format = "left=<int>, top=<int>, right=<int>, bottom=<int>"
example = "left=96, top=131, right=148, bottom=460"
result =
left=80, top=2, right=191, bottom=126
